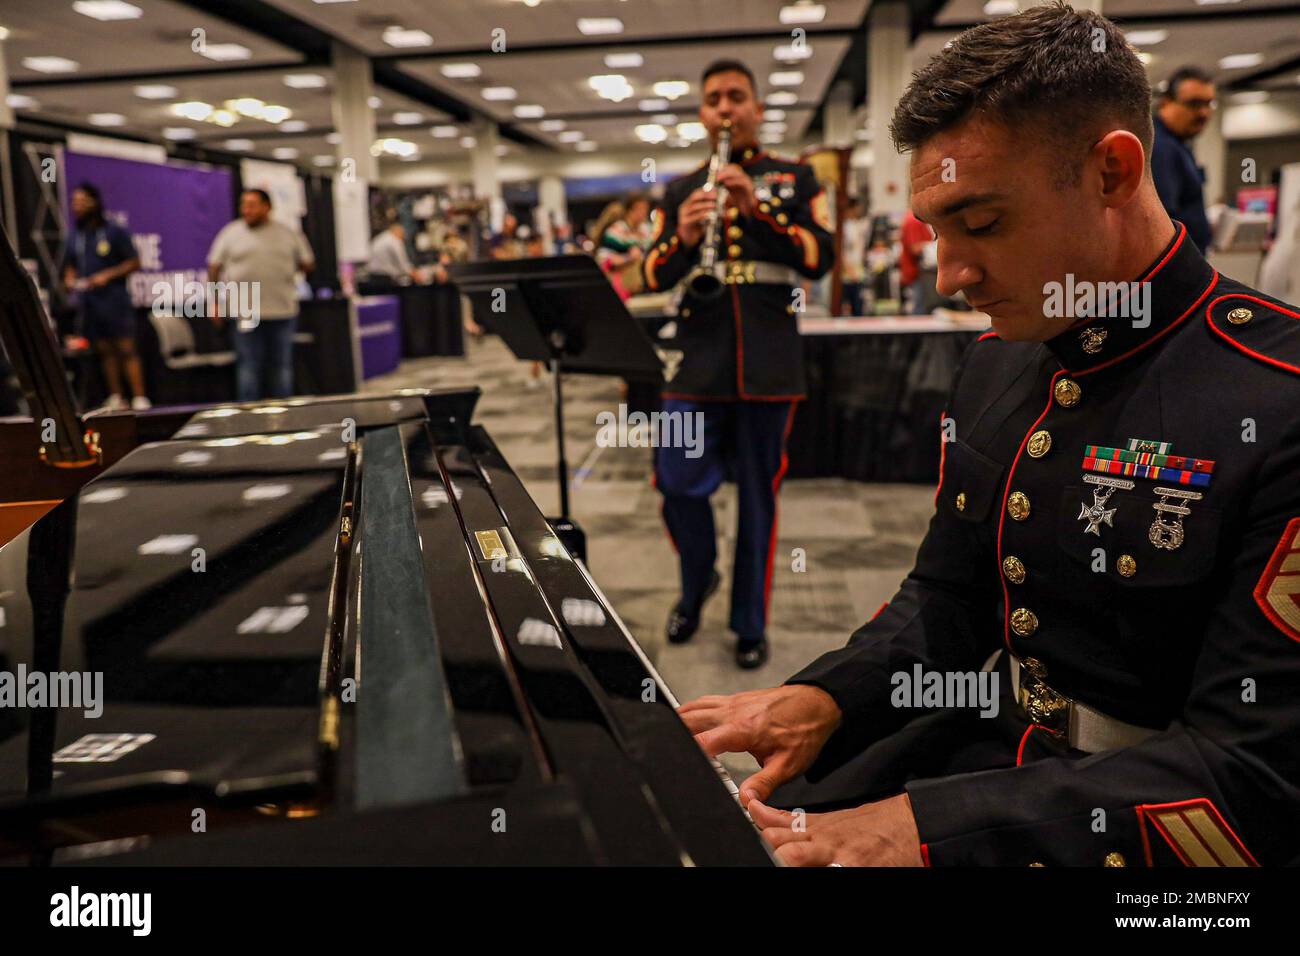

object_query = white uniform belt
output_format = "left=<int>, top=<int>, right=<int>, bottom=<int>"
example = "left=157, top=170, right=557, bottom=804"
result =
left=719, top=260, right=802, bottom=287
left=1008, top=653, right=1161, bottom=754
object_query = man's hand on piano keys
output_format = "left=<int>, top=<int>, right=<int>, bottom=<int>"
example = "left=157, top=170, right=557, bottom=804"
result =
left=747, top=794, right=924, bottom=867
left=678, top=685, right=842, bottom=804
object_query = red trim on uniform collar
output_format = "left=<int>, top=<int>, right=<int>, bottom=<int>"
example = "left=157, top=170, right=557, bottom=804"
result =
left=1043, top=222, right=1217, bottom=374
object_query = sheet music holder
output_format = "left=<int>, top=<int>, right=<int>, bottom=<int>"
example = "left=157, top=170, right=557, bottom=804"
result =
left=447, top=255, right=667, bottom=559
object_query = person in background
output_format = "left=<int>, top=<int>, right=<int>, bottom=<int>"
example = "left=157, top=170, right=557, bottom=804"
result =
left=897, top=207, right=937, bottom=314
left=643, top=58, right=834, bottom=669
left=1152, top=65, right=1215, bottom=253
left=207, top=189, right=314, bottom=402
left=440, top=224, right=482, bottom=339
left=366, top=219, right=420, bottom=283
left=490, top=212, right=527, bottom=260
left=439, top=224, right=471, bottom=266
left=865, top=236, right=895, bottom=313
left=840, top=197, right=869, bottom=315
left=62, top=183, right=147, bottom=411
left=594, top=196, right=654, bottom=301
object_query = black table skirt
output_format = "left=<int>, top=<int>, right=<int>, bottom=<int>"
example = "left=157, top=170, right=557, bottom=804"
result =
left=788, top=330, right=980, bottom=483
left=624, top=329, right=980, bottom=485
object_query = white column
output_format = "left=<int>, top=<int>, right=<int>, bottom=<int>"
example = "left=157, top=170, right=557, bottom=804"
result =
left=868, top=0, right=910, bottom=214
left=330, top=41, right=377, bottom=266
left=824, top=79, right=853, bottom=149
left=537, top=173, right=567, bottom=254
left=469, top=117, right=504, bottom=233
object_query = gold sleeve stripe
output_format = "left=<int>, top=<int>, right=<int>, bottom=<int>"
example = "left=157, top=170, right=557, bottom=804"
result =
left=1139, top=799, right=1259, bottom=867
left=649, top=208, right=666, bottom=244
left=645, top=248, right=662, bottom=291
left=790, top=224, right=819, bottom=271
left=644, top=235, right=680, bottom=291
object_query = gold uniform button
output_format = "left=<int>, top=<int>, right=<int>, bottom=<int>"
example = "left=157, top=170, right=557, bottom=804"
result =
left=955, top=492, right=967, bottom=512
left=728, top=243, right=742, bottom=257
left=658, top=243, right=669, bottom=253
left=1026, top=430, right=1052, bottom=459
left=1103, top=852, right=1126, bottom=868
left=1010, top=607, right=1039, bottom=637
left=680, top=308, right=691, bottom=318
left=1003, top=555, right=1026, bottom=585
left=1117, top=554, right=1137, bottom=578
left=776, top=213, right=789, bottom=225
left=727, top=207, right=739, bottom=220
left=728, top=225, right=742, bottom=240
left=1054, top=378, right=1082, bottom=408
left=1226, top=307, right=1253, bottom=325
left=1007, top=491, right=1031, bottom=521
left=770, top=196, right=782, bottom=207
left=758, top=202, right=771, bottom=214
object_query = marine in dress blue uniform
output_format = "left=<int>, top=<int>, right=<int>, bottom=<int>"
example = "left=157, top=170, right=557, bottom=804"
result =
left=782, top=222, right=1300, bottom=866
left=678, top=6, right=1300, bottom=867
left=643, top=76, right=833, bottom=668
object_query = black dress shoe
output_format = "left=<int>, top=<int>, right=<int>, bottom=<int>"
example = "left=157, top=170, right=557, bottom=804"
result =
left=666, top=570, right=721, bottom=645
left=735, top=639, right=769, bottom=669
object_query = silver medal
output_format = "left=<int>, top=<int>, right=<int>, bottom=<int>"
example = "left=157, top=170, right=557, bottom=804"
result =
left=1149, top=487, right=1203, bottom=551
left=1078, top=474, right=1135, bottom=536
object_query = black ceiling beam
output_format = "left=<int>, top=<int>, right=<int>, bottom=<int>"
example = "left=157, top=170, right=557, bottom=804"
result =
left=173, top=0, right=334, bottom=60
left=936, top=0, right=1300, bottom=33
left=10, top=60, right=309, bottom=89
left=1224, top=53, right=1300, bottom=92
left=368, top=26, right=859, bottom=62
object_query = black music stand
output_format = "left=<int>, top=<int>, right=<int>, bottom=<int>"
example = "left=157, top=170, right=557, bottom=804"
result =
left=447, top=256, right=666, bottom=561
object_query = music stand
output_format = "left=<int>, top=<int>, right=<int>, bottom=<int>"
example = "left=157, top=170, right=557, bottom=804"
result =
left=447, top=256, right=666, bottom=558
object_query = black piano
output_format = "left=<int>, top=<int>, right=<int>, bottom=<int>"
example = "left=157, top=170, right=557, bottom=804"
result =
left=0, top=228, right=772, bottom=867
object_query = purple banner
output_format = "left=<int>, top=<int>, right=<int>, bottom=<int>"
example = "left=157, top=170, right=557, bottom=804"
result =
left=357, top=295, right=401, bottom=380
left=63, top=151, right=234, bottom=307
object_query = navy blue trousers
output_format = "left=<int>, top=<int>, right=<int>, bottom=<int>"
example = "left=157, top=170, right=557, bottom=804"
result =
left=654, top=398, right=796, bottom=643
left=234, top=316, right=297, bottom=402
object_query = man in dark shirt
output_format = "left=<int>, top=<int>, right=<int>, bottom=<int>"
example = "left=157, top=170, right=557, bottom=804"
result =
left=1151, top=66, right=1215, bottom=253
left=62, top=183, right=146, bottom=410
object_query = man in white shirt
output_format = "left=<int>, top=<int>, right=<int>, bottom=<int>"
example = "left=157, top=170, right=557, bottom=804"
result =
left=366, top=221, right=418, bottom=283
left=207, top=189, right=314, bottom=401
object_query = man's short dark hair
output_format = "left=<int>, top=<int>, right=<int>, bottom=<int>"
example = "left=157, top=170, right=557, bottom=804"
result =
left=1161, top=65, right=1215, bottom=102
left=242, top=188, right=273, bottom=207
left=701, top=59, right=758, bottom=97
left=890, top=2, right=1153, bottom=184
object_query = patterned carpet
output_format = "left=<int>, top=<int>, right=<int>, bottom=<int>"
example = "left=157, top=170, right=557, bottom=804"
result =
left=366, top=337, right=935, bottom=778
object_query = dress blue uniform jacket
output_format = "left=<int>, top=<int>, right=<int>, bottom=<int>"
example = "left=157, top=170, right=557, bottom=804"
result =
left=642, top=146, right=835, bottom=400
left=788, top=224, right=1300, bottom=866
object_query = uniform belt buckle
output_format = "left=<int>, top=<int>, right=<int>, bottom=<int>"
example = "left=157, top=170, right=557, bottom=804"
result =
left=724, top=261, right=756, bottom=285
left=1018, top=659, right=1070, bottom=736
